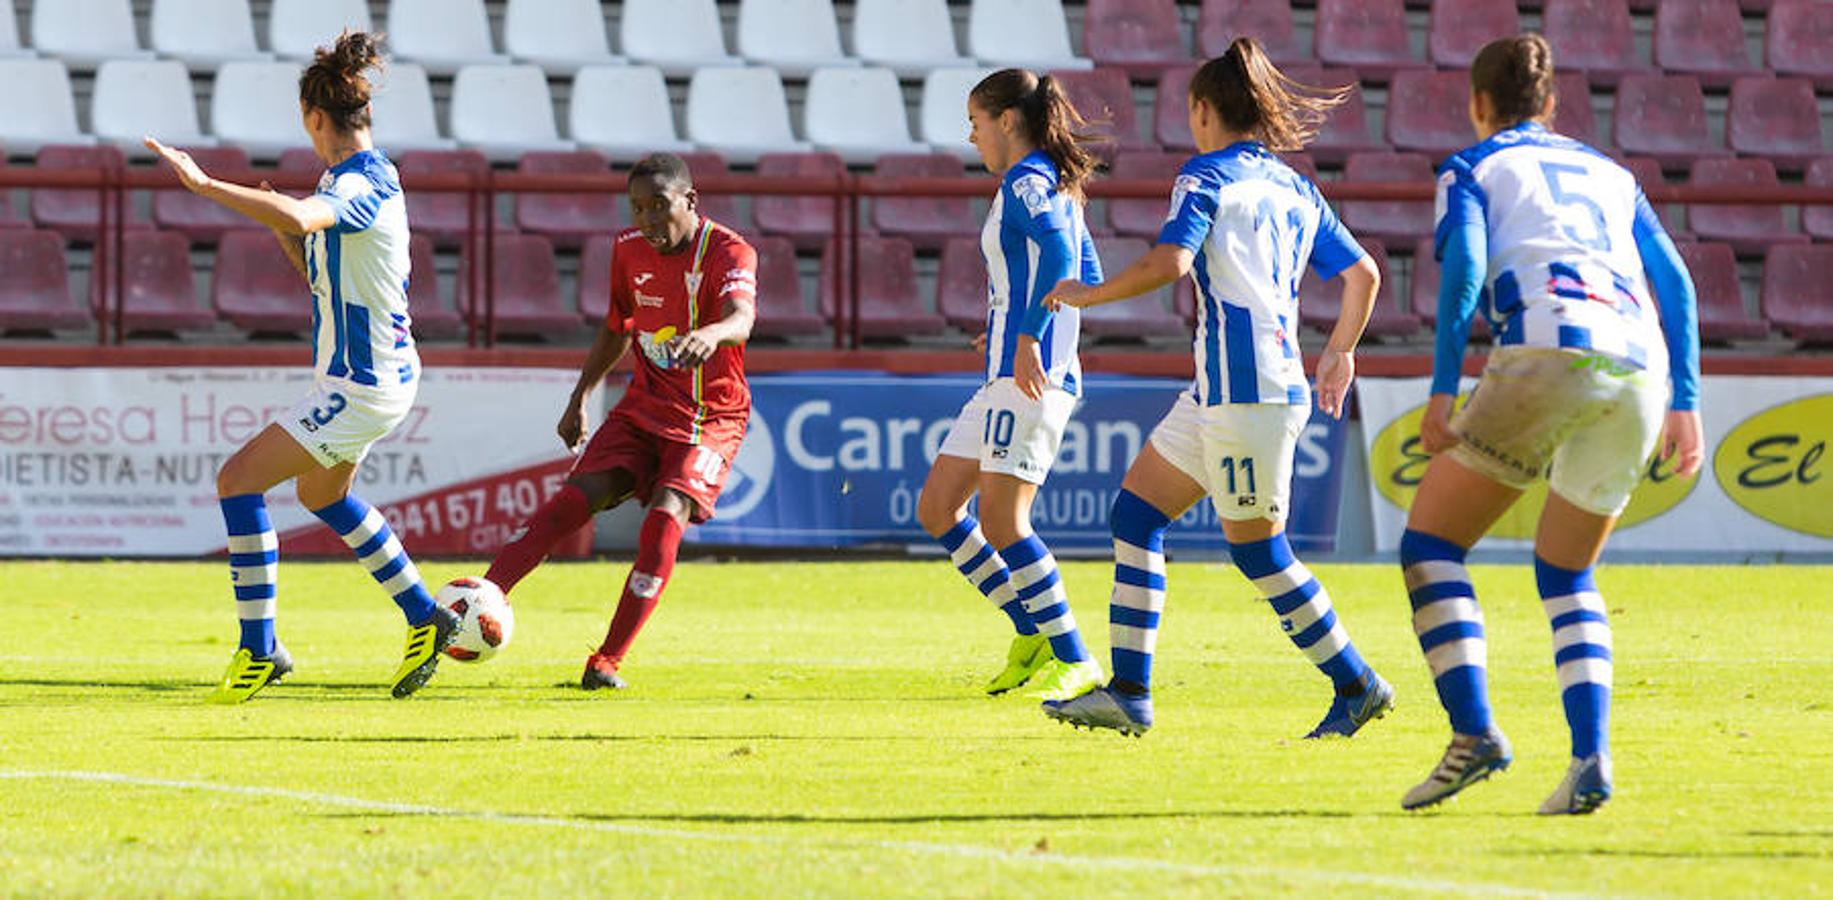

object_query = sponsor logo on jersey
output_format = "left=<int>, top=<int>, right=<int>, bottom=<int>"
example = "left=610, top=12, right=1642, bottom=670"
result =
left=635, top=290, right=666, bottom=308
left=1713, top=393, right=1832, bottom=538
left=635, top=272, right=654, bottom=286
left=1013, top=173, right=1055, bottom=217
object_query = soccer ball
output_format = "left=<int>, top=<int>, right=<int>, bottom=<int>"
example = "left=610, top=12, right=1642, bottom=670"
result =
left=434, top=576, right=515, bottom=663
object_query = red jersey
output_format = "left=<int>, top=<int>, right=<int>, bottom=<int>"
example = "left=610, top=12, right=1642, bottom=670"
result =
left=604, top=218, right=756, bottom=447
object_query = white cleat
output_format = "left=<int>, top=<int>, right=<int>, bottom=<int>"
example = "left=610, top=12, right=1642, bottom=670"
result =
left=1539, top=753, right=1613, bottom=815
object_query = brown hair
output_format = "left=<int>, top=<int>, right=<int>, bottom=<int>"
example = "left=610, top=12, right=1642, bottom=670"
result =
left=1187, top=37, right=1349, bottom=152
left=970, top=69, right=1100, bottom=199
left=1470, top=34, right=1555, bottom=128
left=299, top=30, right=384, bottom=133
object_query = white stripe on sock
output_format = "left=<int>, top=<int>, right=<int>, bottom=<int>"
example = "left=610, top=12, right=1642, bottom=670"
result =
left=1009, top=557, right=1056, bottom=588
left=965, top=555, right=1004, bottom=586
left=1111, top=622, right=1157, bottom=654
left=1552, top=621, right=1613, bottom=653
left=236, top=597, right=276, bottom=620
left=1114, top=539, right=1165, bottom=576
left=1542, top=591, right=1606, bottom=619
left=1111, top=584, right=1164, bottom=614
left=1281, top=590, right=1332, bottom=633
left=358, top=535, right=405, bottom=575
left=1300, top=624, right=1350, bottom=664
left=231, top=563, right=277, bottom=587
left=1404, top=559, right=1469, bottom=593
left=1412, top=596, right=1484, bottom=635
left=1250, top=561, right=1310, bottom=599
left=948, top=530, right=987, bottom=568
left=1556, top=657, right=1613, bottom=691
left=1425, top=637, right=1487, bottom=674
left=227, top=532, right=276, bottom=555
left=340, top=510, right=387, bottom=550
left=381, top=563, right=421, bottom=598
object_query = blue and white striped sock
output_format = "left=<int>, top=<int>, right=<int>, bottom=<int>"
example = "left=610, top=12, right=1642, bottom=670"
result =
left=1401, top=529, right=1493, bottom=735
left=221, top=494, right=277, bottom=657
left=1232, top=533, right=1372, bottom=691
left=1536, top=556, right=1612, bottom=759
left=937, top=516, right=1035, bottom=635
left=1109, top=490, right=1170, bottom=691
left=312, top=495, right=437, bottom=626
left=1000, top=535, right=1090, bottom=664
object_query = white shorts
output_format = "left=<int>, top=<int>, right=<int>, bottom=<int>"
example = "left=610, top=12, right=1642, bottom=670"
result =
left=1149, top=389, right=1310, bottom=523
left=936, top=378, right=1078, bottom=485
left=1450, top=346, right=1667, bottom=516
left=277, top=381, right=415, bottom=468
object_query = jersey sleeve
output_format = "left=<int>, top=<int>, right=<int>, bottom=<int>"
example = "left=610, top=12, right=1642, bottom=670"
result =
left=1433, top=157, right=1487, bottom=261
left=1307, top=187, right=1365, bottom=281
left=1005, top=167, right=1072, bottom=240
left=317, top=172, right=388, bottom=234
left=1155, top=162, right=1218, bottom=252
left=707, top=238, right=759, bottom=318
left=1632, top=189, right=1701, bottom=412
left=604, top=240, right=635, bottom=333
left=1078, top=226, right=1103, bottom=284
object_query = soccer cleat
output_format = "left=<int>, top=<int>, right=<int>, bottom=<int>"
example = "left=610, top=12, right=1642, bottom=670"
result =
left=1305, top=673, right=1397, bottom=739
left=580, top=653, right=629, bottom=691
left=1024, top=658, right=1104, bottom=702
left=206, top=643, right=294, bottom=705
left=984, top=632, right=1053, bottom=695
left=389, top=605, right=461, bottom=699
left=1402, top=728, right=1514, bottom=810
left=1539, top=753, right=1613, bottom=815
left=1042, top=685, right=1153, bottom=736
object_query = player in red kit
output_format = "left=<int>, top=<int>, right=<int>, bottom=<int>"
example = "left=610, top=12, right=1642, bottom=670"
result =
left=482, top=152, right=757, bottom=690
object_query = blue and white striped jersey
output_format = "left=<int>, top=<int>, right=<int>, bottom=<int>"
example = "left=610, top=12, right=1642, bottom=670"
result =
left=304, top=149, right=418, bottom=389
left=982, top=150, right=1099, bottom=395
left=1159, top=141, right=1365, bottom=406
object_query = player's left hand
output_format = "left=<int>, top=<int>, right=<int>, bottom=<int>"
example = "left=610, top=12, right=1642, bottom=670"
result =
left=1659, top=408, right=1705, bottom=478
left=1313, top=348, right=1354, bottom=419
left=145, top=137, right=210, bottom=193
left=1014, top=336, right=1048, bottom=400
left=1042, top=279, right=1094, bottom=311
left=669, top=329, right=718, bottom=367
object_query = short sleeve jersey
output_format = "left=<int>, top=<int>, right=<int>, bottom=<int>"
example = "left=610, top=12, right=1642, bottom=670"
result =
left=306, top=149, right=418, bottom=389
left=604, top=218, right=756, bottom=447
left=1158, top=141, right=1365, bottom=406
left=982, top=151, right=1099, bottom=395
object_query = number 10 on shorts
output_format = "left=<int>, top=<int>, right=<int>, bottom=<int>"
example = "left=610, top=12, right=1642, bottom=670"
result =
left=984, top=409, right=1016, bottom=448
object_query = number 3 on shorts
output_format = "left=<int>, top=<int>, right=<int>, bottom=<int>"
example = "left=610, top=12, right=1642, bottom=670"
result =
left=310, top=392, right=347, bottom=426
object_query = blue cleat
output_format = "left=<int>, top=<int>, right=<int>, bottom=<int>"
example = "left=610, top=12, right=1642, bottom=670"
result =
left=1306, top=673, right=1396, bottom=739
left=1402, top=728, right=1513, bottom=810
left=1539, top=753, right=1612, bottom=815
left=1041, top=685, right=1153, bottom=737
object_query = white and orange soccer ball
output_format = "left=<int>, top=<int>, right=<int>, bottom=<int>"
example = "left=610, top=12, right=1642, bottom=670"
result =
left=434, top=576, right=515, bottom=663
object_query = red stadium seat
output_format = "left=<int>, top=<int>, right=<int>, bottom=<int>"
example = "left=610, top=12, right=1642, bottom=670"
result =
left=276, top=147, right=322, bottom=174
left=119, top=230, right=215, bottom=334
left=1687, top=158, right=1807, bottom=256
left=406, top=234, right=464, bottom=340
left=1154, top=66, right=1199, bottom=152
left=576, top=232, right=614, bottom=322
left=1083, top=0, right=1186, bottom=78
left=1106, top=150, right=1182, bottom=237
left=152, top=146, right=251, bottom=244
left=30, top=144, right=149, bottom=243
left=870, top=153, right=979, bottom=250
left=748, top=234, right=826, bottom=338
left=1081, top=236, right=1186, bottom=339
left=1760, top=244, right=1833, bottom=345
left=1315, top=0, right=1424, bottom=82
left=1726, top=78, right=1826, bottom=173
left=754, top=152, right=847, bottom=252
left=1654, top=0, right=1763, bottom=89
left=937, top=236, right=989, bottom=332
left=1804, top=158, right=1833, bottom=241
left=1198, top=0, right=1310, bottom=63
left=458, top=233, right=588, bottom=339
left=512, top=150, right=618, bottom=250
left=1386, top=69, right=1476, bottom=160
left=1612, top=75, right=1726, bottom=169
left=0, top=229, right=87, bottom=332
left=1552, top=71, right=1602, bottom=149
left=1675, top=241, right=1768, bottom=343
left=819, top=236, right=946, bottom=339
left=1282, top=152, right=1320, bottom=183
left=1428, top=0, right=1518, bottom=68
left=212, top=229, right=308, bottom=334
left=1543, top=0, right=1648, bottom=85
left=1620, top=156, right=1689, bottom=240
left=1409, top=238, right=1490, bottom=340
left=1049, top=67, right=1151, bottom=157
left=1341, top=152, right=1436, bottom=249
left=396, top=149, right=490, bottom=248
left=1767, top=0, right=1833, bottom=90
left=675, top=151, right=744, bottom=231
left=1300, top=241, right=1418, bottom=339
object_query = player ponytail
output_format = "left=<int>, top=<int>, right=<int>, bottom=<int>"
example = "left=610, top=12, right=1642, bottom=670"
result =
left=1470, top=34, right=1556, bottom=128
left=1188, top=37, right=1348, bottom=152
left=299, top=29, right=384, bottom=133
left=971, top=69, right=1100, bottom=200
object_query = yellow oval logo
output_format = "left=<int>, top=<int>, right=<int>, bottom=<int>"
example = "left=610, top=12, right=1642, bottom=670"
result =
left=1370, top=394, right=1696, bottom=538
left=1712, top=393, right=1833, bottom=538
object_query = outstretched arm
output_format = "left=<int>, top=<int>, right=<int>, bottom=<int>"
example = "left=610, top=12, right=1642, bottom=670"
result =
left=1044, top=243, right=1192, bottom=310
left=146, top=137, right=335, bottom=235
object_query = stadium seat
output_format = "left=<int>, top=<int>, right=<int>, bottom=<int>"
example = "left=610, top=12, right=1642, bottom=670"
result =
left=406, top=234, right=463, bottom=340
left=1154, top=66, right=1199, bottom=152
left=1315, top=0, right=1424, bottom=81
left=1804, top=158, right=1833, bottom=241
left=754, top=152, right=846, bottom=251
left=1654, top=0, right=1763, bottom=88
left=621, top=0, right=743, bottom=78
left=30, top=0, right=153, bottom=70
left=749, top=235, right=826, bottom=338
left=502, top=0, right=623, bottom=76
left=852, top=0, right=972, bottom=78
left=91, top=60, right=216, bottom=158
left=0, top=61, right=92, bottom=154
left=1687, top=158, right=1807, bottom=255
left=459, top=233, right=588, bottom=339
left=1409, top=238, right=1489, bottom=340
left=1727, top=78, right=1826, bottom=173
left=1050, top=67, right=1152, bottom=158
left=920, top=67, right=998, bottom=161
left=1613, top=75, right=1726, bottom=168
left=1197, top=0, right=1310, bottom=64
left=820, top=236, right=947, bottom=339
left=211, top=62, right=307, bottom=161
left=1105, top=151, right=1182, bottom=237
left=1386, top=70, right=1476, bottom=159
left=1760, top=244, right=1833, bottom=345
left=1552, top=71, right=1602, bottom=149
left=936, top=236, right=990, bottom=332
left=395, top=149, right=490, bottom=248
left=513, top=150, right=619, bottom=250
left=575, top=233, right=615, bottom=322
left=31, top=145, right=151, bottom=244
left=1083, top=0, right=1187, bottom=78
left=1542, top=0, right=1647, bottom=85
left=277, top=148, right=320, bottom=174
left=804, top=67, right=926, bottom=165
left=1281, top=152, right=1320, bottom=183
left=449, top=65, right=575, bottom=163
left=1428, top=0, right=1518, bottom=67
left=1342, top=152, right=1436, bottom=249
left=267, top=0, right=371, bottom=61
left=386, top=0, right=509, bottom=75
left=870, top=153, right=979, bottom=250
left=1675, top=241, right=1768, bottom=343
left=1767, top=0, right=1833, bottom=90
left=211, top=229, right=309, bottom=334
left=370, top=63, right=458, bottom=153
left=676, top=151, right=744, bottom=231
left=968, top=0, right=1094, bottom=71
left=1621, top=156, right=1689, bottom=239
left=685, top=68, right=813, bottom=165
left=1299, top=242, right=1416, bottom=338
left=737, top=0, right=858, bottom=79
left=0, top=229, right=86, bottom=332
left=152, top=147, right=251, bottom=243
left=0, top=0, right=29, bottom=58
left=569, top=66, right=693, bottom=162
left=150, top=0, right=270, bottom=72
left=1082, top=237, right=1186, bottom=339
left=118, top=230, right=215, bottom=335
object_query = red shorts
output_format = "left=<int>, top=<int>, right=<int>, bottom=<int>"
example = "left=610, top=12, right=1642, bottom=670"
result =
left=575, top=410, right=738, bottom=523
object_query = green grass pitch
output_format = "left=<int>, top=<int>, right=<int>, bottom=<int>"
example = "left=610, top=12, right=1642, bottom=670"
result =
left=2, top=559, right=1828, bottom=897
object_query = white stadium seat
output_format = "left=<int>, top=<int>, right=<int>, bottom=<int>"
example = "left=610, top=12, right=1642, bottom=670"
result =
left=92, top=60, right=216, bottom=158
left=211, top=62, right=306, bottom=161
left=967, top=0, right=1094, bottom=71
left=621, top=0, right=743, bottom=78
left=449, top=65, right=576, bottom=163
left=853, top=0, right=972, bottom=79
left=804, top=67, right=925, bottom=164
left=31, top=0, right=153, bottom=70
left=736, top=0, right=859, bottom=79
left=267, top=0, right=372, bottom=61
left=370, top=63, right=458, bottom=152
left=387, top=0, right=509, bottom=76
left=569, top=65, right=694, bottom=162
left=920, top=67, right=997, bottom=161
left=685, top=67, right=813, bottom=164
left=504, top=0, right=625, bottom=76
left=0, top=0, right=34, bottom=58
left=151, top=0, right=272, bottom=72
left=0, top=60, right=92, bottom=153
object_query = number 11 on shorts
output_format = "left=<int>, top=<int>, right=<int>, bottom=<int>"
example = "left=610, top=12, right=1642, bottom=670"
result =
left=1220, top=456, right=1257, bottom=495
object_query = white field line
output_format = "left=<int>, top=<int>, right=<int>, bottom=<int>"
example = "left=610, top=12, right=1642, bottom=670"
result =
left=0, top=769, right=1601, bottom=899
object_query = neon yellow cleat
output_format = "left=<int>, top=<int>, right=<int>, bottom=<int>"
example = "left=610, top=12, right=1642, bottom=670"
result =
left=390, top=606, right=461, bottom=699
left=1025, top=658, right=1104, bottom=702
left=984, top=632, right=1053, bottom=695
left=206, top=645, right=292, bottom=705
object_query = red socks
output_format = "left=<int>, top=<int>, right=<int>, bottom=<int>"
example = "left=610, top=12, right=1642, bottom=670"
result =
left=597, top=507, right=684, bottom=665
left=486, top=483, right=593, bottom=594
